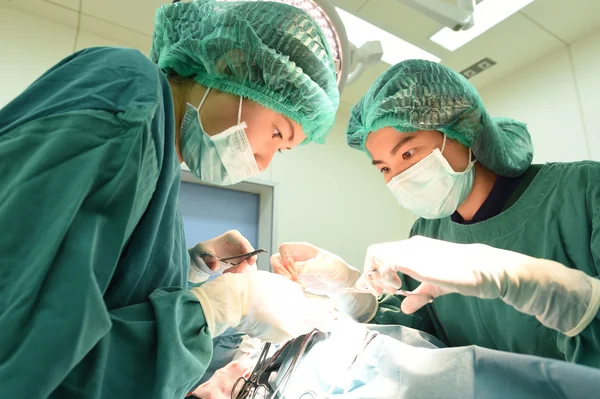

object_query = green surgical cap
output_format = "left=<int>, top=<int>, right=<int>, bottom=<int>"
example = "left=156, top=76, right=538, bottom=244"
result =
left=151, top=0, right=339, bottom=144
left=346, top=60, right=533, bottom=177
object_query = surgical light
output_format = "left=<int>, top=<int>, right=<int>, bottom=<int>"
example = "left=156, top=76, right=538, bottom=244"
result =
left=217, top=0, right=351, bottom=91
left=217, top=0, right=440, bottom=91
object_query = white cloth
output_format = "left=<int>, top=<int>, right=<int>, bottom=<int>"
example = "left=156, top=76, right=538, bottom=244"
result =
left=269, top=324, right=600, bottom=399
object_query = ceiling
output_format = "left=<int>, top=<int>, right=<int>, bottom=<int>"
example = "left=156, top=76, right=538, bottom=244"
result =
left=2, top=0, right=600, bottom=112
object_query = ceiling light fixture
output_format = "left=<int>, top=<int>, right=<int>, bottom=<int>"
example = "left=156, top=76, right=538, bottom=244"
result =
left=430, top=0, right=535, bottom=51
left=335, top=7, right=441, bottom=65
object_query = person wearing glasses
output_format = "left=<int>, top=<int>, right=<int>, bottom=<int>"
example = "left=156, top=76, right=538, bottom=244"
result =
left=0, top=1, right=339, bottom=396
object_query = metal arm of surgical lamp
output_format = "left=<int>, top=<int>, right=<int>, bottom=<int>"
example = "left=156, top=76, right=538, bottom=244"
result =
left=396, top=0, right=476, bottom=31
left=346, top=41, right=383, bottom=86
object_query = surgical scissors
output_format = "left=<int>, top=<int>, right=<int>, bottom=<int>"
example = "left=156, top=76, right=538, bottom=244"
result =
left=199, top=248, right=268, bottom=266
left=232, top=336, right=302, bottom=399
left=232, top=342, right=273, bottom=399
left=269, top=330, right=324, bottom=399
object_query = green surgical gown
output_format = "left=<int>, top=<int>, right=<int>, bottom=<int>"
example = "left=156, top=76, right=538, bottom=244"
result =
left=0, top=47, right=213, bottom=397
left=371, top=162, right=600, bottom=368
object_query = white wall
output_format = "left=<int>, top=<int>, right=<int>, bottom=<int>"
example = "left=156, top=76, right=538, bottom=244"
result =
left=570, top=31, right=600, bottom=161
left=0, top=5, right=413, bottom=269
left=0, top=7, right=74, bottom=108
left=478, top=29, right=600, bottom=163
left=269, top=105, right=415, bottom=268
left=0, top=6, right=125, bottom=108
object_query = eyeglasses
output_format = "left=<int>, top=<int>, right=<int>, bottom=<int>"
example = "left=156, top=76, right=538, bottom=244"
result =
left=199, top=249, right=268, bottom=267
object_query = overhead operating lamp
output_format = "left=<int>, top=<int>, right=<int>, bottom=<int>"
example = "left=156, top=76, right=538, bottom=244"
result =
left=216, top=0, right=386, bottom=92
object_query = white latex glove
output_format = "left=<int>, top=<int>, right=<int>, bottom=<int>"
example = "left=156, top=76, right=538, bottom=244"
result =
left=191, top=270, right=334, bottom=343
left=361, top=236, right=600, bottom=337
left=272, top=242, right=377, bottom=323
left=191, top=359, right=254, bottom=399
left=188, top=230, right=258, bottom=283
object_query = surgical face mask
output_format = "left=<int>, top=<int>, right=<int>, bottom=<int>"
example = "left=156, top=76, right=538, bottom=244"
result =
left=180, top=88, right=260, bottom=186
left=387, top=135, right=476, bottom=219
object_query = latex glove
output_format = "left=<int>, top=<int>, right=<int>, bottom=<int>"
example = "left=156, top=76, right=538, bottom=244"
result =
left=361, top=236, right=600, bottom=337
left=191, top=270, right=334, bottom=343
left=191, top=359, right=254, bottom=399
left=272, top=242, right=377, bottom=323
left=188, top=230, right=257, bottom=283
left=272, top=242, right=358, bottom=295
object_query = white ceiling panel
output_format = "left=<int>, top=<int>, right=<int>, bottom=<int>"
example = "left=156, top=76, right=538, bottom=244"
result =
left=0, top=0, right=78, bottom=28
left=44, top=0, right=80, bottom=11
left=442, top=12, right=564, bottom=88
left=522, top=0, right=600, bottom=44
left=343, top=0, right=586, bottom=90
left=4, top=0, right=600, bottom=94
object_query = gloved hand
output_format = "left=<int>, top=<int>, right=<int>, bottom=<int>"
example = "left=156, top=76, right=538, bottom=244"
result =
left=191, top=359, right=254, bottom=399
left=191, top=270, right=334, bottom=343
left=272, top=242, right=377, bottom=323
left=272, top=242, right=358, bottom=295
left=361, top=235, right=600, bottom=337
left=188, top=230, right=257, bottom=283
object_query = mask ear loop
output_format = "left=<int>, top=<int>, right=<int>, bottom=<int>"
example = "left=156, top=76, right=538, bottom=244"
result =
left=441, top=134, right=474, bottom=164
left=196, top=87, right=212, bottom=132
left=237, top=96, right=243, bottom=125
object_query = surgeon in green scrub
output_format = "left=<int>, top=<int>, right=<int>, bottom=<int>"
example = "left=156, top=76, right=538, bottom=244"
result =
left=0, top=1, right=339, bottom=397
left=271, top=60, right=600, bottom=368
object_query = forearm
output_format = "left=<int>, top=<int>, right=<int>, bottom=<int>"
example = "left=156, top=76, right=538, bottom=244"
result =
left=503, top=257, right=600, bottom=368
left=502, top=257, right=600, bottom=337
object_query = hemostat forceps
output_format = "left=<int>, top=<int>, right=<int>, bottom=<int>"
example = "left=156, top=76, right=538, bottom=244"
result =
left=334, top=287, right=434, bottom=303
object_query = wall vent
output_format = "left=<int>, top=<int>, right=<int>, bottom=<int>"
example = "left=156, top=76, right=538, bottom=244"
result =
left=460, top=57, right=497, bottom=79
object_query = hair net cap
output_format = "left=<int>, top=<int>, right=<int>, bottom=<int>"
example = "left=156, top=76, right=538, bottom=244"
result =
left=346, top=60, right=533, bottom=177
left=151, top=0, right=339, bottom=144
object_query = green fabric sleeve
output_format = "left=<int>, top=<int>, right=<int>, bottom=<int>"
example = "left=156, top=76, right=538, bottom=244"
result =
left=0, top=110, right=213, bottom=397
left=557, top=163, right=600, bottom=368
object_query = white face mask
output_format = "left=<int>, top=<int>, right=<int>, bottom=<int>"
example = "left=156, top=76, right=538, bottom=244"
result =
left=387, top=135, right=476, bottom=219
left=180, top=88, right=260, bottom=186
